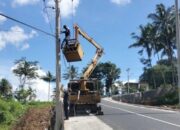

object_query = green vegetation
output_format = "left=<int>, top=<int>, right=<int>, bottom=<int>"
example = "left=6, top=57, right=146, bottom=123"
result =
left=0, top=58, right=54, bottom=129
left=157, top=88, right=179, bottom=105
left=63, top=65, right=79, bottom=80
left=0, top=79, right=13, bottom=99
left=63, top=62, right=121, bottom=94
left=139, top=59, right=177, bottom=89
left=0, top=98, right=26, bottom=130
left=0, top=98, right=53, bottom=130
left=27, top=101, right=53, bottom=108
left=89, top=61, right=121, bottom=93
left=13, top=57, right=38, bottom=103
left=128, top=3, right=179, bottom=105
left=129, top=3, right=177, bottom=88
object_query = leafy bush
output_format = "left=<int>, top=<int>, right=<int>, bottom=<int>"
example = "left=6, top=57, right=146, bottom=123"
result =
left=0, top=98, right=26, bottom=129
left=157, top=88, right=179, bottom=105
left=0, top=98, right=53, bottom=129
left=0, top=111, right=14, bottom=124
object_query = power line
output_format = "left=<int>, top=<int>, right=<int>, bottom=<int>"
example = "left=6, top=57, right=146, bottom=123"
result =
left=0, top=13, right=55, bottom=38
left=42, top=0, right=54, bottom=33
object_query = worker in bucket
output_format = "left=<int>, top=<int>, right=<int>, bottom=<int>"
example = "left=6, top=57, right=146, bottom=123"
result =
left=63, top=89, right=69, bottom=120
left=61, top=25, right=70, bottom=49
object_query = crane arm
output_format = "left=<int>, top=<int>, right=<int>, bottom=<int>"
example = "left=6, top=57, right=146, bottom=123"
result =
left=74, top=24, right=103, bottom=79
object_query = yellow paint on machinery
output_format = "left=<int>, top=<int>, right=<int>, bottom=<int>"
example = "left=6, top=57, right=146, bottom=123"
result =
left=63, top=40, right=83, bottom=62
left=63, top=24, right=104, bottom=115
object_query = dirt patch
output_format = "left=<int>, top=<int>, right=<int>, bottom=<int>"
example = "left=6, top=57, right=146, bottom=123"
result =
left=12, top=106, right=53, bottom=130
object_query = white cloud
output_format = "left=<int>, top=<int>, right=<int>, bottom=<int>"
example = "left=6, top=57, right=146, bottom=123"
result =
left=47, top=0, right=80, bottom=18
left=0, top=26, right=37, bottom=50
left=123, top=79, right=138, bottom=84
left=20, top=43, right=30, bottom=50
left=31, top=69, right=51, bottom=101
left=0, top=14, right=6, bottom=24
left=0, top=64, right=19, bottom=91
left=111, top=0, right=131, bottom=6
left=12, top=0, right=40, bottom=7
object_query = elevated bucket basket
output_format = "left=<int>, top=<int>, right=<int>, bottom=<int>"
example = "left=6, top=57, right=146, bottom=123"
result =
left=63, top=39, right=84, bottom=62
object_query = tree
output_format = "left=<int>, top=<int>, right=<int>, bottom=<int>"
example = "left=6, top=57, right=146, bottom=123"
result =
left=148, top=4, right=176, bottom=85
left=14, top=87, right=36, bottom=103
left=63, top=65, right=78, bottom=80
left=13, top=57, right=39, bottom=88
left=13, top=57, right=39, bottom=102
left=129, top=4, right=176, bottom=87
left=27, top=87, right=36, bottom=101
left=139, top=59, right=177, bottom=89
left=148, top=4, right=176, bottom=61
left=129, top=24, right=156, bottom=67
left=0, top=78, right=12, bottom=99
left=129, top=24, right=158, bottom=88
left=41, top=71, right=56, bottom=101
left=89, top=62, right=121, bottom=93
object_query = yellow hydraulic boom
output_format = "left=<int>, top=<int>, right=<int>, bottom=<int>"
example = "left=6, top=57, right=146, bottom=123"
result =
left=64, top=24, right=104, bottom=115
left=74, top=24, right=104, bottom=90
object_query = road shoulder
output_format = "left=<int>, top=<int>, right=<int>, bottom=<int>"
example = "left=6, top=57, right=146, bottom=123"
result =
left=64, top=115, right=113, bottom=130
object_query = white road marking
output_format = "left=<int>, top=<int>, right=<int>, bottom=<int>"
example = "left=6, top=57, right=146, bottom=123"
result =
left=103, top=98, right=176, bottom=113
left=101, top=103, right=180, bottom=128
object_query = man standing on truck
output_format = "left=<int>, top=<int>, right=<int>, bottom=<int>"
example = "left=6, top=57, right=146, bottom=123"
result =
left=61, top=25, right=70, bottom=49
left=63, top=89, right=69, bottom=120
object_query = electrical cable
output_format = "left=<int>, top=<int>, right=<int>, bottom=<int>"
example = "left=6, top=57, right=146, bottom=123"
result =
left=42, top=0, right=54, bottom=34
left=0, top=13, right=55, bottom=38
left=62, top=53, right=68, bottom=69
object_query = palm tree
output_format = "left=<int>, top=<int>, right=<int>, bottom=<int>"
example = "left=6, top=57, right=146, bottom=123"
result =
left=148, top=4, right=176, bottom=61
left=13, top=57, right=39, bottom=88
left=129, top=24, right=155, bottom=67
left=0, top=78, right=12, bottom=99
left=129, top=24, right=157, bottom=88
left=27, top=87, right=36, bottom=101
left=63, top=65, right=78, bottom=80
left=148, top=4, right=176, bottom=85
left=41, top=71, right=56, bottom=101
left=129, top=4, right=176, bottom=87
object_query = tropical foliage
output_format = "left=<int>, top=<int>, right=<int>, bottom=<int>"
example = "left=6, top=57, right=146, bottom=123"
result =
left=13, top=58, right=38, bottom=103
left=0, top=79, right=12, bottom=99
left=13, top=57, right=39, bottom=88
left=41, top=71, right=55, bottom=101
left=63, top=65, right=78, bottom=80
left=140, top=59, right=177, bottom=89
left=129, top=3, right=177, bottom=88
left=89, top=62, right=121, bottom=93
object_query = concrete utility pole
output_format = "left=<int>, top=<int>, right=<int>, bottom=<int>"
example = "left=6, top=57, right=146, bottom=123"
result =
left=175, top=0, right=180, bottom=106
left=126, top=68, right=130, bottom=94
left=55, top=0, right=63, bottom=130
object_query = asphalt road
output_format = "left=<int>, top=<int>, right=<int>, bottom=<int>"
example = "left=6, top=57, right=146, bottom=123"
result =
left=98, top=99, right=180, bottom=130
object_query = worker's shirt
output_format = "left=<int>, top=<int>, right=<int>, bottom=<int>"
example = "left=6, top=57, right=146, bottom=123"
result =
left=62, top=28, right=70, bottom=37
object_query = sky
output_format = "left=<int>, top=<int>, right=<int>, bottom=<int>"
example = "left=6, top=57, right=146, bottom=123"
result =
left=0, top=0, right=176, bottom=100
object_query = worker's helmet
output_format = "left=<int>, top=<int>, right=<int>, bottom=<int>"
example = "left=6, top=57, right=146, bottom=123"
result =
left=63, top=25, right=67, bottom=29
